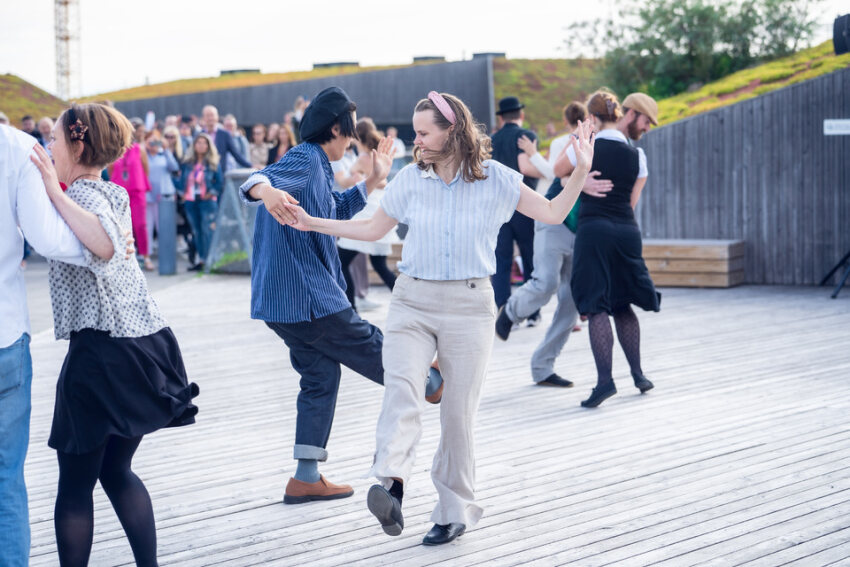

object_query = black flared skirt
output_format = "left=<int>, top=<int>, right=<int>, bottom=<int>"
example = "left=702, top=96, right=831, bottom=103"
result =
left=570, top=217, right=661, bottom=315
left=48, top=327, right=198, bottom=455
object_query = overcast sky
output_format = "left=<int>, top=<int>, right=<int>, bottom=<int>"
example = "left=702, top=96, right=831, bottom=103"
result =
left=1, top=0, right=845, bottom=98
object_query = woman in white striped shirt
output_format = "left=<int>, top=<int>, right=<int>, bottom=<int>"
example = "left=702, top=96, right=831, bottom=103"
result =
left=285, top=91, right=594, bottom=545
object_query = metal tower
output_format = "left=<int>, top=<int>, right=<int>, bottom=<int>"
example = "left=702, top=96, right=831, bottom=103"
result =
left=55, top=0, right=81, bottom=100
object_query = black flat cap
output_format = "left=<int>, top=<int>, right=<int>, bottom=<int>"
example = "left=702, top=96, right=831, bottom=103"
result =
left=496, top=96, right=524, bottom=115
left=300, top=86, right=354, bottom=141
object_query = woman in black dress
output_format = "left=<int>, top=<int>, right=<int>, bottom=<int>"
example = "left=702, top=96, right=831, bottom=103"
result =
left=31, top=103, right=198, bottom=566
left=565, top=90, right=660, bottom=408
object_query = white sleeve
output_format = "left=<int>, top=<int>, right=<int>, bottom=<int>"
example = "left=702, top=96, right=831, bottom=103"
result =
left=547, top=136, right=569, bottom=168
left=239, top=173, right=270, bottom=206
left=529, top=152, right=554, bottom=180
left=638, top=148, right=648, bottom=179
left=15, top=156, right=86, bottom=266
left=565, top=144, right=577, bottom=168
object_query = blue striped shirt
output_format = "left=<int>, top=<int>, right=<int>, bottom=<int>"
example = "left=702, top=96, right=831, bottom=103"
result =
left=380, top=160, right=521, bottom=280
left=239, top=142, right=367, bottom=323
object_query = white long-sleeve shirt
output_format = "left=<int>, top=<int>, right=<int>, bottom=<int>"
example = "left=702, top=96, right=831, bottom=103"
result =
left=0, top=125, right=86, bottom=348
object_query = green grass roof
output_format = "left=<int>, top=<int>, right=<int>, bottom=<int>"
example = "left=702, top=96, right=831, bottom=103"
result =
left=0, top=74, right=68, bottom=122
left=657, top=40, right=850, bottom=125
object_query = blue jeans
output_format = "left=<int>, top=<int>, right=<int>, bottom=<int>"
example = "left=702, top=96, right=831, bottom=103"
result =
left=184, top=199, right=217, bottom=264
left=0, top=333, right=33, bottom=567
left=266, top=308, right=383, bottom=461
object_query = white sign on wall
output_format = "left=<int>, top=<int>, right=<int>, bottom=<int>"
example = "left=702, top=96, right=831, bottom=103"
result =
left=824, top=119, right=850, bottom=135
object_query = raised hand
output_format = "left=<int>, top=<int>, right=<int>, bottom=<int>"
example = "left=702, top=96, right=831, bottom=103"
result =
left=368, top=135, right=396, bottom=188
left=281, top=203, right=314, bottom=232
left=569, top=119, right=595, bottom=172
left=517, top=135, right=537, bottom=155
left=30, top=143, right=63, bottom=200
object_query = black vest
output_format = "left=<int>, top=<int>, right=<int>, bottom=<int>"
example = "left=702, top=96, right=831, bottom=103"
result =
left=490, top=123, right=538, bottom=189
left=578, top=138, right=639, bottom=222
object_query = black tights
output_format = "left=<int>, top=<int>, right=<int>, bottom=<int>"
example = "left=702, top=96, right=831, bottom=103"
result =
left=338, top=248, right=397, bottom=309
left=55, top=435, right=158, bottom=567
left=587, top=306, right=643, bottom=387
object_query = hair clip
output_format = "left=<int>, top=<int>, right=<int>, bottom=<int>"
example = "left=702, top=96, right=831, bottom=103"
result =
left=605, top=99, right=616, bottom=116
left=69, top=118, right=88, bottom=141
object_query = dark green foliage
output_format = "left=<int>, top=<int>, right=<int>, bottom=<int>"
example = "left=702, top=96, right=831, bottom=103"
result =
left=563, top=0, right=823, bottom=99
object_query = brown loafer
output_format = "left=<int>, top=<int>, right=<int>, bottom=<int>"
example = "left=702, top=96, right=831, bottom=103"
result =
left=283, top=475, right=354, bottom=504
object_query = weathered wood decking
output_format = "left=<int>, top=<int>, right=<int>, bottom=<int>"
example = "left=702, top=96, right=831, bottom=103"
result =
left=23, top=272, right=850, bottom=566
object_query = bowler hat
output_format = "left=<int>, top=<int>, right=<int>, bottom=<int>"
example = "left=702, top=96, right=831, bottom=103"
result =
left=496, top=96, right=524, bottom=115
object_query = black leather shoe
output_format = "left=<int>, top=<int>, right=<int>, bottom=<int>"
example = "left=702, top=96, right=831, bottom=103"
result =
left=367, top=485, right=404, bottom=536
left=422, top=522, right=466, bottom=545
left=495, top=306, right=513, bottom=341
left=632, top=371, right=654, bottom=393
left=581, top=380, right=617, bottom=408
left=537, top=373, right=574, bottom=388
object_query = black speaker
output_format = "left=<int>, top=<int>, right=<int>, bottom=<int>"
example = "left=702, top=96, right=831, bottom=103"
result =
left=835, top=14, right=850, bottom=55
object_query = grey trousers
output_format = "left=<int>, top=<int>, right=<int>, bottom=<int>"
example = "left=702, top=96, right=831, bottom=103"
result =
left=370, top=274, right=496, bottom=528
left=505, top=222, right=578, bottom=383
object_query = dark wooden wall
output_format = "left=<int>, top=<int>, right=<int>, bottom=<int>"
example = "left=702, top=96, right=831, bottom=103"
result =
left=636, top=67, right=850, bottom=285
left=113, top=58, right=495, bottom=135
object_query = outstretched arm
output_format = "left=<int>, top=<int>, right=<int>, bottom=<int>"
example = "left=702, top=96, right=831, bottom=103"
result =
left=284, top=203, right=398, bottom=242
left=516, top=120, right=594, bottom=224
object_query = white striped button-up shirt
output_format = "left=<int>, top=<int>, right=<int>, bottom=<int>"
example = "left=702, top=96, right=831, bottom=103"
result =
left=380, top=160, right=521, bottom=281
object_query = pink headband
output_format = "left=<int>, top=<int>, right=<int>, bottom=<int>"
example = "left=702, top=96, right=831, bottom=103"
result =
left=428, top=91, right=456, bottom=125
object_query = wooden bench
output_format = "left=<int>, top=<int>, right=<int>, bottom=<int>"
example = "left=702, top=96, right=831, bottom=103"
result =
left=366, top=240, right=746, bottom=288
left=643, top=239, right=745, bottom=288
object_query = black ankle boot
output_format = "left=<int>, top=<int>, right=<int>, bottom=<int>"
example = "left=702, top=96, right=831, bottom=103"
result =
left=581, top=380, right=617, bottom=408
left=632, top=371, right=654, bottom=393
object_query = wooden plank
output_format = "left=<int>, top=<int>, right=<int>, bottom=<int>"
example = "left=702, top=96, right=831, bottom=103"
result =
left=652, top=271, right=745, bottom=288
left=645, top=257, right=745, bottom=274
left=19, top=267, right=850, bottom=566
left=642, top=239, right=745, bottom=260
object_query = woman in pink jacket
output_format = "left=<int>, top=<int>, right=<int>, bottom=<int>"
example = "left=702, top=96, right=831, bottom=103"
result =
left=109, top=118, right=153, bottom=270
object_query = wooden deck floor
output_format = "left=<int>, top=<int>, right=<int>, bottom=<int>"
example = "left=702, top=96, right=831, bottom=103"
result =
left=24, top=275, right=850, bottom=566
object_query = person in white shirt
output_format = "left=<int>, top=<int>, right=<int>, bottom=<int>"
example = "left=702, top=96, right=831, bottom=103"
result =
left=283, top=91, right=594, bottom=546
left=0, top=124, right=115, bottom=567
left=494, top=102, right=597, bottom=388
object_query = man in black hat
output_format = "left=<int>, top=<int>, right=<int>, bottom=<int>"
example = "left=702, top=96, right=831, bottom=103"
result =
left=490, top=96, right=543, bottom=319
left=238, top=87, right=442, bottom=505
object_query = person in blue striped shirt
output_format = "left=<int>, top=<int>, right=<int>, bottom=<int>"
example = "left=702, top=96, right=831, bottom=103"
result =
left=238, top=87, right=443, bottom=506
left=284, top=91, right=594, bottom=545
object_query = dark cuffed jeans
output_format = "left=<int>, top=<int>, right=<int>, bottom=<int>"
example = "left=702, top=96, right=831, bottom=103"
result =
left=266, top=308, right=383, bottom=462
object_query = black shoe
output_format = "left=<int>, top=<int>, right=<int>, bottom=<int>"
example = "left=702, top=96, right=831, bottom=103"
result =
left=422, top=523, right=466, bottom=545
left=367, top=484, right=404, bottom=536
left=581, top=380, right=617, bottom=408
left=538, top=373, right=574, bottom=388
left=495, top=306, right=513, bottom=341
left=632, top=371, right=654, bottom=393
left=187, top=262, right=204, bottom=272
left=526, top=310, right=542, bottom=328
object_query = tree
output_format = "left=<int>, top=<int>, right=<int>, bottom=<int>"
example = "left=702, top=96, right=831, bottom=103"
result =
left=563, top=0, right=823, bottom=99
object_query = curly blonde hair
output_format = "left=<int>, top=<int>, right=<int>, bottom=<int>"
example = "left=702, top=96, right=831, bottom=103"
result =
left=413, top=93, right=491, bottom=182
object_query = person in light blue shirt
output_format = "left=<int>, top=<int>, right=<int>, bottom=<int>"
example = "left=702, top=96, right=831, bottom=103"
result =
left=284, top=91, right=595, bottom=546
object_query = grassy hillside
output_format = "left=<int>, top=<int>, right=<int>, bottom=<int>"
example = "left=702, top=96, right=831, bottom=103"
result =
left=0, top=74, right=68, bottom=122
left=493, top=57, right=603, bottom=136
left=657, top=40, right=850, bottom=125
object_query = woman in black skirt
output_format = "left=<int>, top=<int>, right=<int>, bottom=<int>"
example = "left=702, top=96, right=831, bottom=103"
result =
left=560, top=90, right=660, bottom=408
left=30, top=103, right=198, bottom=566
